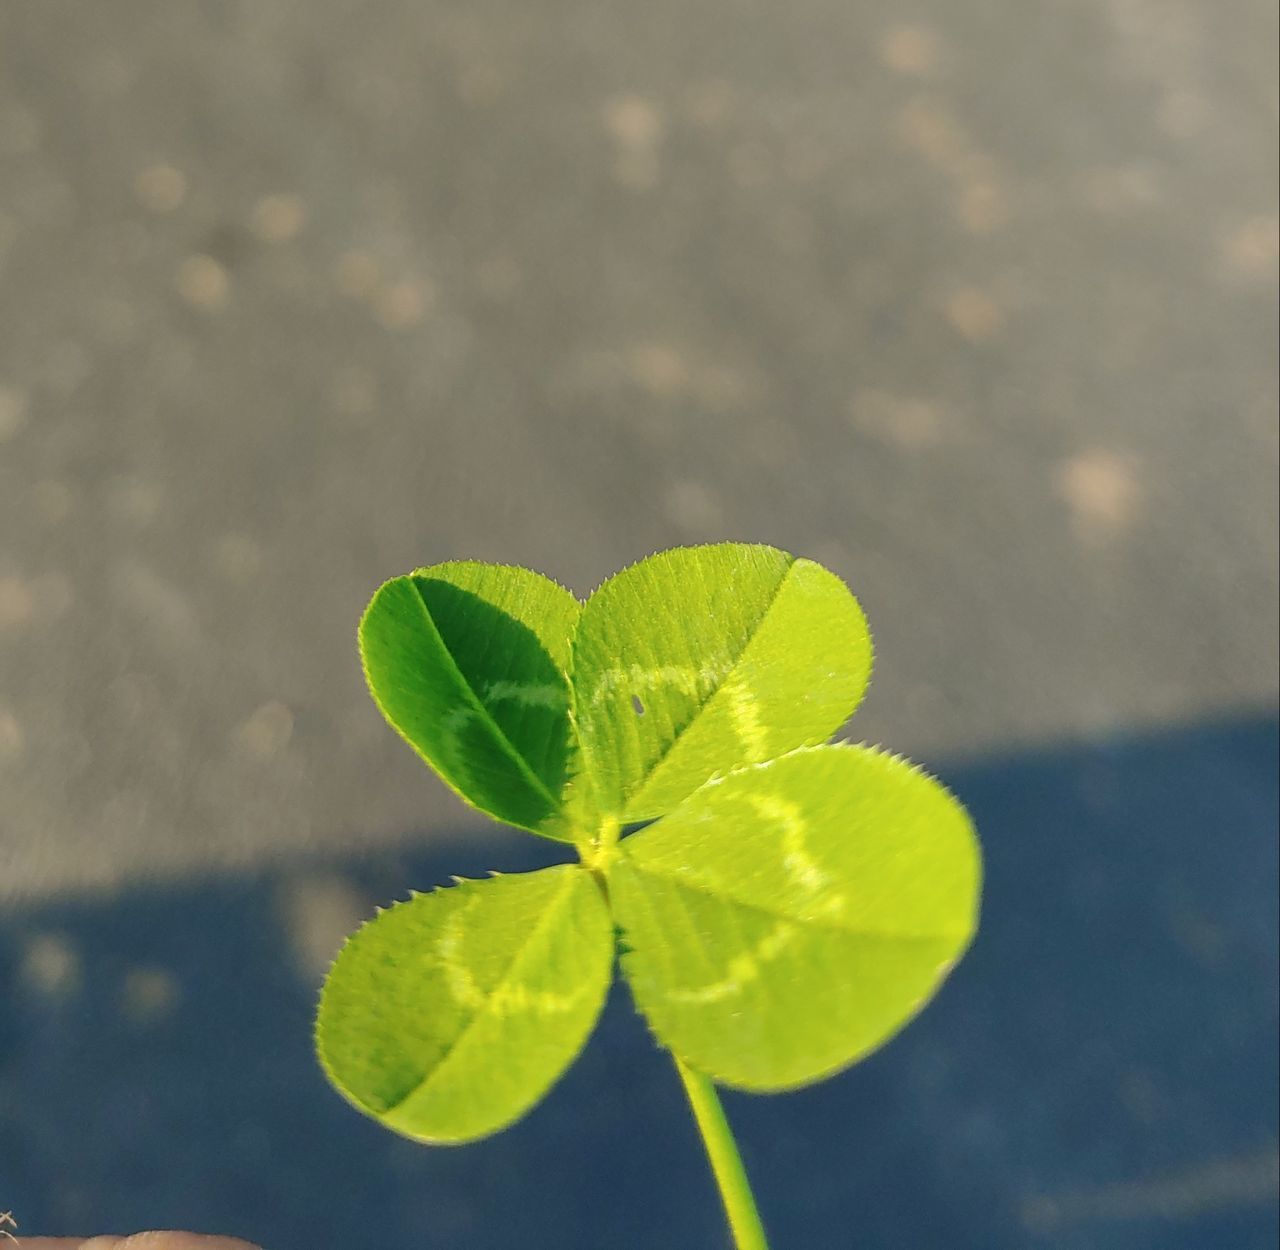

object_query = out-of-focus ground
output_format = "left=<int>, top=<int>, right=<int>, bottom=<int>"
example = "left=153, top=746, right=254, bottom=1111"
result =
left=3, top=717, right=1277, bottom=1248
left=0, top=0, right=1277, bottom=1246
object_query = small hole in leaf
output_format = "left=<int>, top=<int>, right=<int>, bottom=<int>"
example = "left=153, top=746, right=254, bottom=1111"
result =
left=631, top=695, right=645, bottom=716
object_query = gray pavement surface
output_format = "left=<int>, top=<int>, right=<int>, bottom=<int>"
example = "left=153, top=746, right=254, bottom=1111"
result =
left=1, top=0, right=1276, bottom=901
left=1, top=1, right=1278, bottom=1247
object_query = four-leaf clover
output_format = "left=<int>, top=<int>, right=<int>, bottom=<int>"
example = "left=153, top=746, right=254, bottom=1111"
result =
left=316, top=544, right=981, bottom=1144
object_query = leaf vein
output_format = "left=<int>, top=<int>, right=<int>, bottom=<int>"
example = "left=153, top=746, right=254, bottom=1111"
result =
left=407, top=579, right=561, bottom=814
left=622, top=857, right=966, bottom=942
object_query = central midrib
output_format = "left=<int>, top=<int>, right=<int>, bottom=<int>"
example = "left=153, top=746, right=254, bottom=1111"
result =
left=383, top=868, right=590, bottom=1118
left=410, top=579, right=561, bottom=816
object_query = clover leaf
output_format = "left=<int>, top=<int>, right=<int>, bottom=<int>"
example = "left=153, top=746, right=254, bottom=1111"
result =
left=609, top=743, right=979, bottom=1090
left=318, top=543, right=981, bottom=1249
left=572, top=544, right=872, bottom=822
left=358, top=561, right=584, bottom=839
left=317, top=866, right=613, bottom=1142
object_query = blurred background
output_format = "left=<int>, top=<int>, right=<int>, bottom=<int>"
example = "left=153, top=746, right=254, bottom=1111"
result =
left=1, top=1, right=1277, bottom=1246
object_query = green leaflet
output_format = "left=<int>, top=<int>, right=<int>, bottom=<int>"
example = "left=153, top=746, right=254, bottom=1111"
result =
left=608, top=744, right=981, bottom=1090
left=316, top=865, right=613, bottom=1143
left=572, top=544, right=872, bottom=822
left=359, top=562, right=585, bottom=839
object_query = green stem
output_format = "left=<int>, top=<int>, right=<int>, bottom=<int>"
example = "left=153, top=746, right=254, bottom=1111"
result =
left=673, top=1055, right=771, bottom=1250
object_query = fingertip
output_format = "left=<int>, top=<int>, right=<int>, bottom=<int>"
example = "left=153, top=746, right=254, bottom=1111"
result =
left=71, top=1237, right=262, bottom=1250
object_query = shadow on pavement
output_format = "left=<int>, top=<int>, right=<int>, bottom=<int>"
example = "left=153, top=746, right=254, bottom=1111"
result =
left=3, top=714, right=1277, bottom=1249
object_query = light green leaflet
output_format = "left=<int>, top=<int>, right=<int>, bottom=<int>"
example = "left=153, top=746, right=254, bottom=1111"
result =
left=572, top=545, right=872, bottom=822
left=608, top=745, right=979, bottom=1090
left=321, top=544, right=981, bottom=1144
left=317, top=866, right=613, bottom=1143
